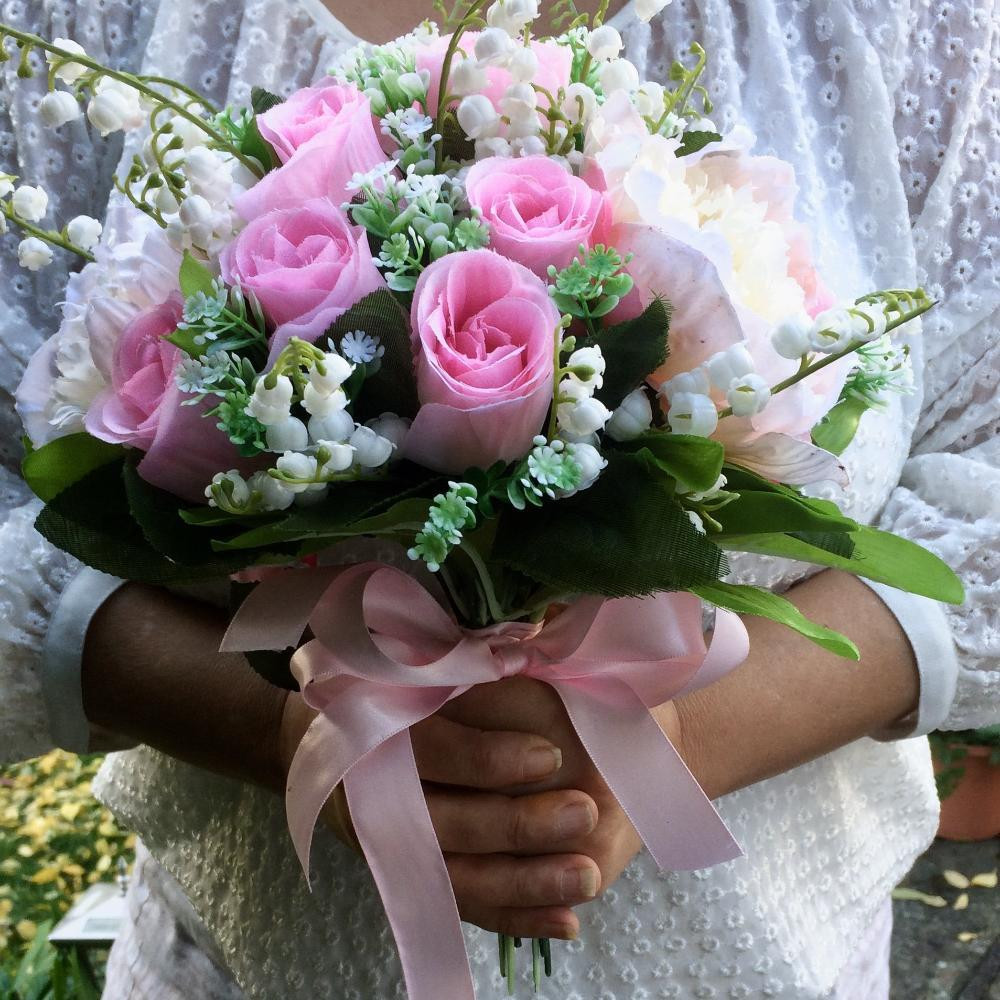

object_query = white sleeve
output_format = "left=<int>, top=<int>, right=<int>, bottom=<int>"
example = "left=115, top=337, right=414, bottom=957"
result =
left=0, top=1, right=159, bottom=763
left=871, top=0, right=1000, bottom=732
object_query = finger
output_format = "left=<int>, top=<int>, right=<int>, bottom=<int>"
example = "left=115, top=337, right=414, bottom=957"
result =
left=428, top=788, right=597, bottom=854
left=446, top=852, right=601, bottom=910
left=458, top=904, right=580, bottom=941
left=411, top=715, right=562, bottom=788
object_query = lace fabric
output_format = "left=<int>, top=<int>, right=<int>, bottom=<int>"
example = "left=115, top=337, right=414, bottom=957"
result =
left=0, top=0, right=996, bottom=996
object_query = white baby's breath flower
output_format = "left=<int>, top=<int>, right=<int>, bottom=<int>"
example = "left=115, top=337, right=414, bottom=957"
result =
left=47, top=39, right=89, bottom=84
left=66, top=215, right=103, bottom=251
left=667, top=391, right=718, bottom=436
left=39, top=90, right=81, bottom=128
left=12, top=185, right=48, bottom=222
left=17, top=237, right=54, bottom=271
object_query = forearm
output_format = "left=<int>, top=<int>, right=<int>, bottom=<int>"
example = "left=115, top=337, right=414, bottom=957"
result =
left=81, top=582, right=289, bottom=793
left=670, top=570, right=920, bottom=800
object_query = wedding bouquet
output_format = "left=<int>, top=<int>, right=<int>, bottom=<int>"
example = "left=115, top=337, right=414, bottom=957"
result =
left=2, top=1, right=962, bottom=995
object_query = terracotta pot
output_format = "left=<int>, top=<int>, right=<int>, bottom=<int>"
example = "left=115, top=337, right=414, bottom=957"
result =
left=934, top=745, right=1000, bottom=842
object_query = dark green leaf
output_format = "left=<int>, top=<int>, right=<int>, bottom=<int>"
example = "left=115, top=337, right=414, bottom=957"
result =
left=787, top=530, right=856, bottom=559
left=240, top=115, right=279, bottom=173
left=717, top=525, right=965, bottom=604
left=323, top=289, right=419, bottom=421
left=713, top=490, right=857, bottom=537
left=22, top=433, right=124, bottom=503
left=811, top=395, right=870, bottom=456
left=590, top=297, right=670, bottom=409
left=676, top=130, right=723, bottom=156
left=616, top=431, right=724, bottom=493
left=251, top=86, right=283, bottom=115
left=35, top=460, right=261, bottom=585
left=692, top=581, right=860, bottom=659
left=178, top=251, right=215, bottom=299
left=440, top=113, right=476, bottom=166
left=494, top=451, right=724, bottom=597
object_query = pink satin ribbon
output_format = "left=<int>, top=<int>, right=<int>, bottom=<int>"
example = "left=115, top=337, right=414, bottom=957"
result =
left=222, top=562, right=750, bottom=1000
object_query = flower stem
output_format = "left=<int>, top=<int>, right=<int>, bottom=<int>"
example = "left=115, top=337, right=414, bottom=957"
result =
left=0, top=26, right=262, bottom=177
left=0, top=202, right=95, bottom=262
left=715, top=293, right=934, bottom=421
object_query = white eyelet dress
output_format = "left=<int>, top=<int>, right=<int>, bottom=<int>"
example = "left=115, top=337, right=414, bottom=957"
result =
left=1, top=1, right=998, bottom=998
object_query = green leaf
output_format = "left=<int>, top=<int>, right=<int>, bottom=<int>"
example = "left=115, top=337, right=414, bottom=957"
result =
left=692, top=581, right=860, bottom=660
left=34, top=460, right=262, bottom=585
left=712, top=489, right=857, bottom=537
left=251, top=86, right=283, bottom=115
left=22, top=433, right=125, bottom=503
left=617, top=432, right=724, bottom=494
left=494, top=451, right=725, bottom=597
left=717, top=525, right=965, bottom=604
left=240, top=116, right=279, bottom=172
left=676, top=130, right=723, bottom=156
left=178, top=250, right=216, bottom=299
left=590, top=297, right=670, bottom=409
left=323, top=289, right=419, bottom=421
left=811, top=395, right=870, bottom=456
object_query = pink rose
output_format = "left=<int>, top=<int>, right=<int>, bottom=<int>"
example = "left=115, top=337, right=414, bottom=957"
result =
left=404, top=249, right=558, bottom=473
left=220, top=198, right=385, bottom=361
left=465, top=156, right=609, bottom=278
left=85, top=295, right=257, bottom=501
left=236, top=84, right=389, bottom=219
left=417, top=33, right=571, bottom=116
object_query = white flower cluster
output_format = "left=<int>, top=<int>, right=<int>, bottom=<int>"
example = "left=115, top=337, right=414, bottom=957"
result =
left=209, top=351, right=409, bottom=512
left=662, top=343, right=769, bottom=436
left=770, top=301, right=889, bottom=361
left=0, top=174, right=102, bottom=270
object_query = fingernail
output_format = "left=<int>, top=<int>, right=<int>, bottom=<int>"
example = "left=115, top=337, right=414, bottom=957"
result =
left=555, top=802, right=595, bottom=839
left=523, top=745, right=562, bottom=780
left=561, top=866, right=599, bottom=901
left=546, top=921, right=578, bottom=941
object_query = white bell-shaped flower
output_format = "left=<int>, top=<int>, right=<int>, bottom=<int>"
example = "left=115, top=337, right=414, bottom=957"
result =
left=475, top=27, right=516, bottom=66
left=451, top=57, right=489, bottom=96
left=507, top=46, right=539, bottom=83
left=557, top=380, right=613, bottom=437
left=316, top=440, right=356, bottom=475
left=635, top=0, right=672, bottom=22
left=247, top=375, right=294, bottom=426
left=308, top=409, right=355, bottom=443
left=606, top=388, right=653, bottom=441
left=565, top=345, right=606, bottom=391
left=457, top=95, right=501, bottom=139
left=771, top=314, right=813, bottom=360
left=567, top=442, right=607, bottom=493
left=809, top=308, right=859, bottom=353
left=660, top=367, right=710, bottom=401
left=587, top=25, right=624, bottom=62
left=312, top=352, right=355, bottom=393
left=667, top=392, right=718, bottom=437
left=39, top=90, right=81, bottom=128
left=561, top=82, right=598, bottom=126
left=265, top=416, right=310, bottom=453
left=12, top=185, right=49, bottom=222
left=705, top=344, right=755, bottom=392
left=302, top=382, right=348, bottom=417
left=349, top=425, right=395, bottom=469
left=17, top=237, right=54, bottom=271
left=248, top=471, right=295, bottom=512
left=599, top=58, right=639, bottom=95
left=66, top=215, right=103, bottom=251
left=275, top=452, right=320, bottom=494
left=87, top=78, right=144, bottom=136
left=47, top=39, right=89, bottom=84
left=486, top=0, right=540, bottom=35
left=726, top=374, right=771, bottom=416
left=366, top=413, right=411, bottom=453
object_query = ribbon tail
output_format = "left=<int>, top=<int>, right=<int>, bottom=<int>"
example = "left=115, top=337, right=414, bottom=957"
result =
left=554, top=677, right=742, bottom=871
left=345, top=732, right=476, bottom=1000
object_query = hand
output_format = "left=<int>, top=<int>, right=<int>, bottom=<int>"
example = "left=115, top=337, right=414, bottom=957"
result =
left=439, top=677, right=660, bottom=918
left=278, top=692, right=603, bottom=940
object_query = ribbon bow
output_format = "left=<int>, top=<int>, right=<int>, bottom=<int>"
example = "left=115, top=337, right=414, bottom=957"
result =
left=223, top=562, right=749, bottom=1000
